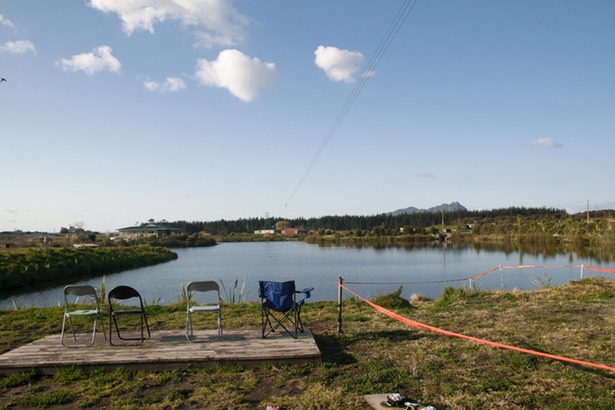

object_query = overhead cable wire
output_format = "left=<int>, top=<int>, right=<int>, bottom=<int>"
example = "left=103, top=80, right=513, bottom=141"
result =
left=281, top=0, right=419, bottom=214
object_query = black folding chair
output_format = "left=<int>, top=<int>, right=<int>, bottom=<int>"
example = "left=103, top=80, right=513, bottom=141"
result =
left=108, top=285, right=150, bottom=346
left=259, top=280, right=313, bottom=339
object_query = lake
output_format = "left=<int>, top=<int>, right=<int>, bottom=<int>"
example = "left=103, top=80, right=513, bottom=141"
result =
left=2, top=241, right=615, bottom=309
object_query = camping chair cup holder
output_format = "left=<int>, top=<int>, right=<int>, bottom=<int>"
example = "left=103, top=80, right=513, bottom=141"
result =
left=61, top=285, right=107, bottom=347
left=186, top=281, right=223, bottom=342
left=108, top=285, right=151, bottom=346
left=259, top=280, right=313, bottom=339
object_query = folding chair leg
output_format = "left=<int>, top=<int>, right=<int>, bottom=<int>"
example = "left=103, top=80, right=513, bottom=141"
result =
left=61, top=314, right=104, bottom=347
left=61, top=315, right=68, bottom=346
left=110, top=314, right=149, bottom=346
left=69, top=317, right=77, bottom=342
left=187, top=310, right=221, bottom=342
left=186, top=312, right=193, bottom=341
left=262, top=308, right=299, bottom=339
left=99, top=316, right=107, bottom=341
left=217, top=311, right=223, bottom=337
left=296, top=305, right=304, bottom=333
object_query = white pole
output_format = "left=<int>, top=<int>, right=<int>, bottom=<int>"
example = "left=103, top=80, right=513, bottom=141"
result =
left=500, top=265, right=504, bottom=289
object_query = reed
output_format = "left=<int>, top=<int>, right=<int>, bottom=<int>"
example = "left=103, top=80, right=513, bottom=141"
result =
left=179, top=282, right=191, bottom=306
left=530, top=272, right=553, bottom=289
left=219, top=278, right=249, bottom=304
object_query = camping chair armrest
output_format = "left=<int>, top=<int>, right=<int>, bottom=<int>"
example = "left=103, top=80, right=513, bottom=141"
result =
left=296, top=287, right=314, bottom=299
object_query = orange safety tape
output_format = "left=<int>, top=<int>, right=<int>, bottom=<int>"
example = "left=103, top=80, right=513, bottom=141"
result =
left=340, top=284, right=615, bottom=373
left=583, top=266, right=615, bottom=275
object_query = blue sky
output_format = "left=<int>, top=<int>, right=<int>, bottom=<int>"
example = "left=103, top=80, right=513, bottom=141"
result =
left=1, top=0, right=614, bottom=233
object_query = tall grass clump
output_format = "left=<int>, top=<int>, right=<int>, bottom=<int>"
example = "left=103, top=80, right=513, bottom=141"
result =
left=436, top=284, right=483, bottom=307
left=371, top=286, right=411, bottom=309
left=99, top=275, right=106, bottom=302
left=179, top=282, right=191, bottom=306
left=531, top=272, right=553, bottom=289
left=220, top=278, right=249, bottom=304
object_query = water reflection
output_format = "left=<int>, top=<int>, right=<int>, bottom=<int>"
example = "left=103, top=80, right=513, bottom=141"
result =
left=319, top=240, right=615, bottom=263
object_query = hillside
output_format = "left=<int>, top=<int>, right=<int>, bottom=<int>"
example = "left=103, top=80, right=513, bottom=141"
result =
left=389, top=201, right=468, bottom=216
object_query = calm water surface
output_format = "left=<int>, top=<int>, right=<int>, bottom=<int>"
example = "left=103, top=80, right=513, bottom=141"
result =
left=2, top=242, right=614, bottom=309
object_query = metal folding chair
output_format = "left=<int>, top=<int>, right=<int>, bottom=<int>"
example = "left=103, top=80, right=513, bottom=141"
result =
left=259, top=280, right=313, bottom=339
left=186, top=281, right=222, bottom=341
left=61, top=285, right=106, bottom=347
left=108, top=285, right=150, bottom=346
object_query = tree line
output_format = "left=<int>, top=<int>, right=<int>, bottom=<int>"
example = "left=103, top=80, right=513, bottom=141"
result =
left=163, top=207, right=570, bottom=236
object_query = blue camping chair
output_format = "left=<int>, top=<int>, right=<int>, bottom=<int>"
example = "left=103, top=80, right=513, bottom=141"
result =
left=259, top=280, right=313, bottom=339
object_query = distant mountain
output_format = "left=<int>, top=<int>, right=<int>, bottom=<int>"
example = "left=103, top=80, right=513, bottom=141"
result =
left=389, top=201, right=468, bottom=216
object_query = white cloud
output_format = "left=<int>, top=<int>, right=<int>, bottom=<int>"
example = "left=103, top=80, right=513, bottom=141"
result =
left=314, top=45, right=365, bottom=82
left=532, top=137, right=563, bottom=148
left=0, top=14, right=15, bottom=29
left=195, top=49, right=275, bottom=102
left=143, top=77, right=186, bottom=93
left=88, top=0, right=247, bottom=48
left=0, top=206, right=18, bottom=214
left=57, top=46, right=121, bottom=76
left=0, top=40, right=36, bottom=54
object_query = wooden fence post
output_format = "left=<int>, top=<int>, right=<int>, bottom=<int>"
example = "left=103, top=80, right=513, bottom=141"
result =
left=337, top=276, right=343, bottom=333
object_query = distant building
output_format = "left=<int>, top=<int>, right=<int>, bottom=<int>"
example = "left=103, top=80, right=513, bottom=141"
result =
left=73, top=243, right=99, bottom=248
left=254, top=229, right=275, bottom=235
left=282, top=228, right=306, bottom=235
left=118, top=224, right=181, bottom=239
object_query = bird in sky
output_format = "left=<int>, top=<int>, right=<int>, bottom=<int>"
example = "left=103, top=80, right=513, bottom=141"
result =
left=0, top=78, right=6, bottom=83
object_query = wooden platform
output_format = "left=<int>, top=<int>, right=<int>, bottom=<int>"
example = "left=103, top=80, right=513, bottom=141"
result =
left=0, top=329, right=321, bottom=375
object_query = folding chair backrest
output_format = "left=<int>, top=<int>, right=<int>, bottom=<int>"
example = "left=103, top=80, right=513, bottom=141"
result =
left=187, top=281, right=219, bottom=294
left=109, top=285, right=141, bottom=301
left=187, top=281, right=220, bottom=307
left=65, top=285, right=98, bottom=300
left=259, top=281, right=296, bottom=312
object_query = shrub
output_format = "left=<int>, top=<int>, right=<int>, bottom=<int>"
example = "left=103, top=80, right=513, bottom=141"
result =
left=436, top=286, right=469, bottom=307
left=371, top=286, right=411, bottom=309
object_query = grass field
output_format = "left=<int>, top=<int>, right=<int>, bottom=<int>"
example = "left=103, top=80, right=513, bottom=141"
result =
left=1, top=277, right=614, bottom=409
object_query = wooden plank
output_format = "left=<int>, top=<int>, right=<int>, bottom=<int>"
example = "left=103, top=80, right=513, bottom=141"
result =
left=0, top=329, right=321, bottom=374
left=364, top=394, right=392, bottom=409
